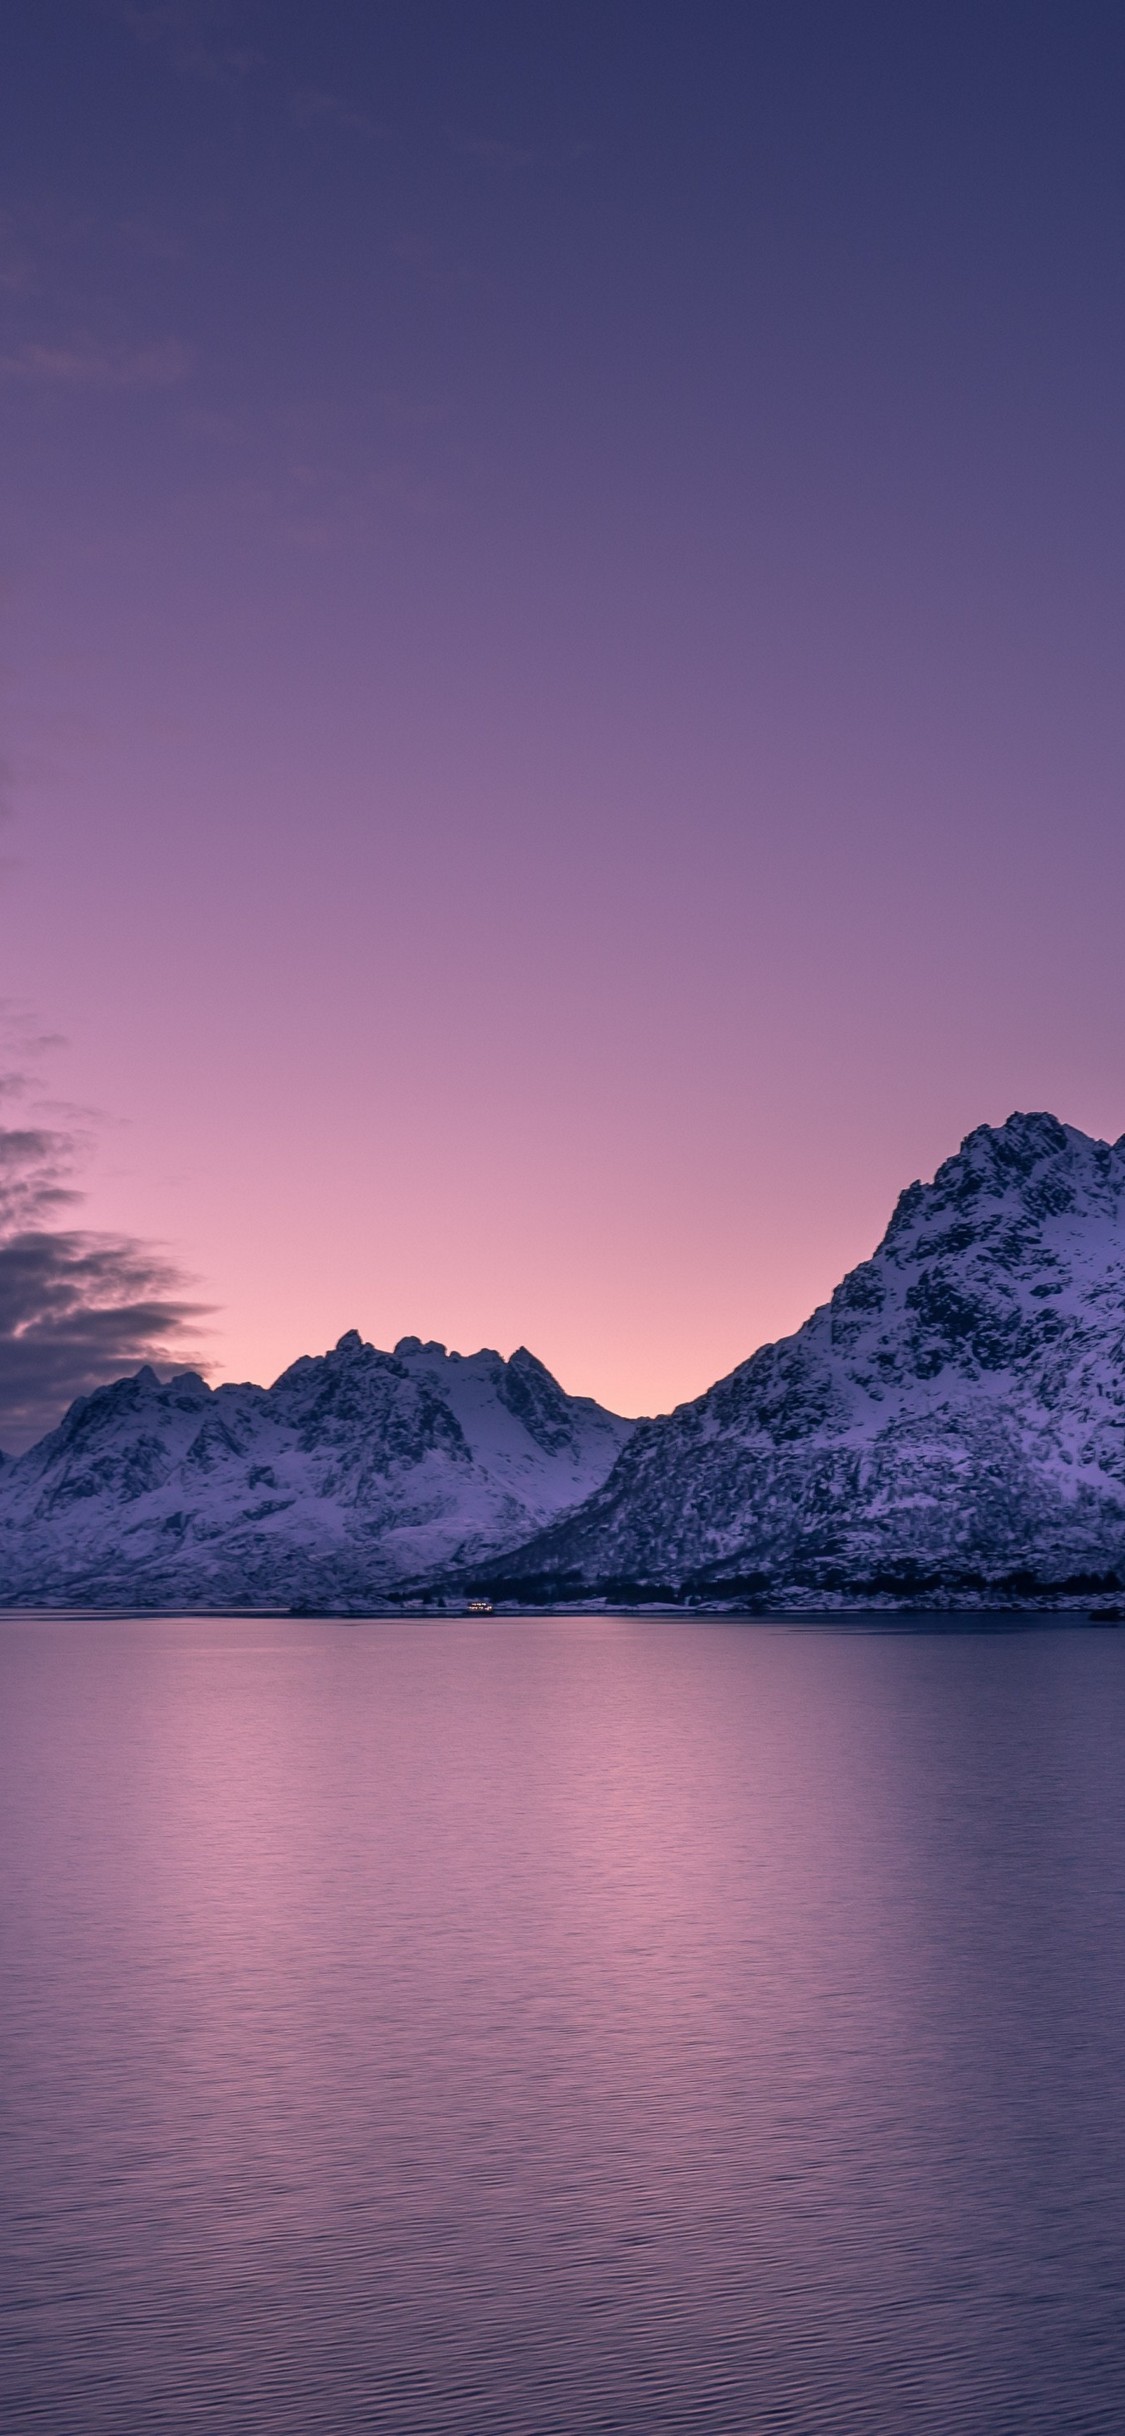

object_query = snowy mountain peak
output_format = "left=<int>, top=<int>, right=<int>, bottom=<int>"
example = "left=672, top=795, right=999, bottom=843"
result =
left=883, top=1113, right=1125, bottom=1261
left=493, top=1115, right=1125, bottom=1606
left=0, top=1333, right=635, bottom=1607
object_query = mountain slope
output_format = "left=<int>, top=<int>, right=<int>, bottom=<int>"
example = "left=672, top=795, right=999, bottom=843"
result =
left=0, top=1332, right=634, bottom=1606
left=485, top=1114, right=1125, bottom=1603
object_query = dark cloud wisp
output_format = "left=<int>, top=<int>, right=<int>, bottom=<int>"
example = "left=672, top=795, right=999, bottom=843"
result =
left=0, top=1107, right=209, bottom=1453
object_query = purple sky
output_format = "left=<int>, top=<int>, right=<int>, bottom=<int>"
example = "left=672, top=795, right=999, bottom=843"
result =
left=3, top=0, right=1125, bottom=1430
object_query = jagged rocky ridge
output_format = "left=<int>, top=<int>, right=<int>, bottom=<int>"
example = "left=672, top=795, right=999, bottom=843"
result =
left=0, top=1333, right=634, bottom=1606
left=7, top=1113, right=1125, bottom=1611
left=482, top=1114, right=1125, bottom=1606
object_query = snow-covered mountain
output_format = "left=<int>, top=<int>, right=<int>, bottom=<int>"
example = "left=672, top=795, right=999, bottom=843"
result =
left=9, top=1113, right=1125, bottom=1611
left=486, top=1114, right=1125, bottom=1605
left=0, top=1332, right=634, bottom=1607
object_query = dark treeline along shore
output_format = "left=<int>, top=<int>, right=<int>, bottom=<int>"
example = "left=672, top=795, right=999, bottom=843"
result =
left=5, top=1114, right=1125, bottom=1614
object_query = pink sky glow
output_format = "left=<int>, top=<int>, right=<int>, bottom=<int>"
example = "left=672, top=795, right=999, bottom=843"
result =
left=3, top=3, right=1125, bottom=1423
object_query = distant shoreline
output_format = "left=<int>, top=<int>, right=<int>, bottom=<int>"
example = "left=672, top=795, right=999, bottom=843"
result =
left=1, top=1598, right=1120, bottom=1628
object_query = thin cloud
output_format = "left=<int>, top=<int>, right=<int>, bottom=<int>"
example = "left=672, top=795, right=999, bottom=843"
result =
left=291, top=87, right=382, bottom=139
left=458, top=136, right=593, bottom=172
left=459, top=136, right=540, bottom=171
left=0, top=1076, right=211, bottom=1453
left=0, top=212, right=36, bottom=294
left=120, top=2, right=264, bottom=82
left=117, top=216, right=190, bottom=264
left=0, top=1120, right=78, bottom=1232
left=0, top=336, right=193, bottom=390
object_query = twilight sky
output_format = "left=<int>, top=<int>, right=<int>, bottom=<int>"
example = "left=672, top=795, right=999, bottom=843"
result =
left=2, top=0, right=1125, bottom=1436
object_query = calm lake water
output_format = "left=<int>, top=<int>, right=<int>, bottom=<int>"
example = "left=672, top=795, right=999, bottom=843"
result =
left=2, top=1613, right=1125, bottom=2434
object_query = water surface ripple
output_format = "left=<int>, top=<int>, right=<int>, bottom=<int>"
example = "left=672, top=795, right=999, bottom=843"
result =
left=2, top=1613, right=1124, bottom=2432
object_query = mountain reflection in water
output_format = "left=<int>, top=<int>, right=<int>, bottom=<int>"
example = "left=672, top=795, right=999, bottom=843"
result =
left=2, top=1613, right=1124, bottom=2434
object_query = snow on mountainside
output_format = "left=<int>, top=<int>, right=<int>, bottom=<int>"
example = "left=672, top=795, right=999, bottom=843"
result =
left=0, top=1331, right=634, bottom=1607
left=488, top=1114, right=1125, bottom=1604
